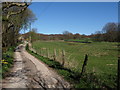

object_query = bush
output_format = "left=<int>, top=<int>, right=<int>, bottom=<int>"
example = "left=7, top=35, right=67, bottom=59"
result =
left=1, top=47, right=14, bottom=79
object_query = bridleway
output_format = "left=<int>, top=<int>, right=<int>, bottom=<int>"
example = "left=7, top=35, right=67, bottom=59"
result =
left=2, top=42, right=71, bottom=89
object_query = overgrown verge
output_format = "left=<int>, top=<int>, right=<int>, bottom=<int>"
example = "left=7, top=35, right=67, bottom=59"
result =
left=0, top=46, right=15, bottom=79
left=26, top=44, right=117, bottom=89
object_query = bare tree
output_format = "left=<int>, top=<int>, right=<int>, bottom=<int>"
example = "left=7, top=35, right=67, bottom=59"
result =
left=92, top=22, right=118, bottom=42
left=102, top=22, right=118, bottom=42
left=63, top=31, right=73, bottom=40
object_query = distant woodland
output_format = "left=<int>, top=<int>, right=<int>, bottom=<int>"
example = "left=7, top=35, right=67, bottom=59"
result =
left=23, top=22, right=120, bottom=43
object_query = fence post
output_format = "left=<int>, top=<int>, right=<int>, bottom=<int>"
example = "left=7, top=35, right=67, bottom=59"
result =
left=43, top=48, right=46, bottom=57
left=92, top=67, right=95, bottom=75
left=40, top=48, right=42, bottom=56
left=47, top=48, right=49, bottom=58
left=39, top=48, right=41, bottom=56
left=45, top=48, right=47, bottom=57
left=118, top=57, right=120, bottom=90
left=53, top=49, right=56, bottom=60
left=62, top=50, right=65, bottom=66
left=58, top=49, right=61, bottom=62
left=42, top=48, right=44, bottom=57
left=41, top=48, right=43, bottom=56
left=80, top=54, right=88, bottom=79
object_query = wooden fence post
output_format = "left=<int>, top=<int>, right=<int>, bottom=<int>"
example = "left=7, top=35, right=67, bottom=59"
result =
left=40, top=48, right=42, bottom=56
left=44, top=48, right=47, bottom=57
left=42, top=48, right=44, bottom=57
left=43, top=48, right=46, bottom=57
left=39, top=48, right=41, bottom=56
left=80, top=54, right=88, bottom=79
left=118, top=57, right=120, bottom=90
left=62, top=50, right=65, bottom=66
left=53, top=49, right=56, bottom=60
left=41, top=48, right=43, bottom=56
left=58, top=49, right=61, bottom=61
left=92, top=67, right=95, bottom=75
left=47, top=48, right=49, bottom=58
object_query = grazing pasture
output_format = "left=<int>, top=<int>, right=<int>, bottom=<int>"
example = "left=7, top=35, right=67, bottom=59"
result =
left=32, top=40, right=118, bottom=88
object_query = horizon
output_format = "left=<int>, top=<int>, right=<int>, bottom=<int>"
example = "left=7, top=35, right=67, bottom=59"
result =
left=21, top=2, right=118, bottom=35
left=23, top=31, right=94, bottom=35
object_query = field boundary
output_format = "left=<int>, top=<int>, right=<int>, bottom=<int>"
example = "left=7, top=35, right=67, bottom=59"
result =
left=26, top=43, right=116, bottom=88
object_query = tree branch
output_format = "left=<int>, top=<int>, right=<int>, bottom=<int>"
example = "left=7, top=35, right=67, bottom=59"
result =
left=2, top=0, right=32, bottom=11
left=6, top=5, right=28, bottom=19
left=3, top=0, right=32, bottom=19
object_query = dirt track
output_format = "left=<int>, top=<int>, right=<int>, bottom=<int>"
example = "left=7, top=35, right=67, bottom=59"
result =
left=2, top=43, right=71, bottom=89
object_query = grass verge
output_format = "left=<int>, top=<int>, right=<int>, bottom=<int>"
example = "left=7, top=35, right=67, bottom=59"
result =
left=0, top=46, right=15, bottom=79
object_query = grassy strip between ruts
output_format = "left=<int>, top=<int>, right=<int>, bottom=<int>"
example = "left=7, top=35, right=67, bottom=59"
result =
left=26, top=44, right=116, bottom=89
left=0, top=47, right=15, bottom=79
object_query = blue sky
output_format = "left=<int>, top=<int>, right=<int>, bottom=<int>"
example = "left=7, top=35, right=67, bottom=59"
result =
left=27, top=2, right=118, bottom=35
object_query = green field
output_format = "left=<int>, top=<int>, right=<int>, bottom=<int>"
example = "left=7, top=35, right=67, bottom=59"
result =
left=32, top=40, right=118, bottom=88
